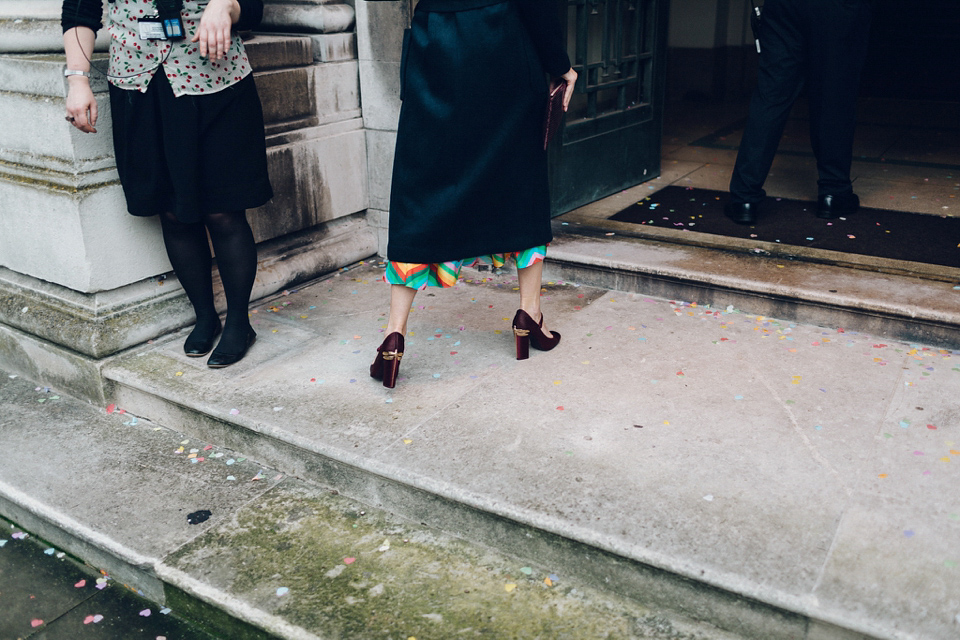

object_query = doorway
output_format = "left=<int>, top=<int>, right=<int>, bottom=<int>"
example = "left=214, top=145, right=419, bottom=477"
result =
left=548, top=0, right=671, bottom=215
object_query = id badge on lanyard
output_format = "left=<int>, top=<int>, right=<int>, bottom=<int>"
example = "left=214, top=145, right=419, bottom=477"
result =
left=138, top=15, right=185, bottom=40
left=137, top=0, right=186, bottom=41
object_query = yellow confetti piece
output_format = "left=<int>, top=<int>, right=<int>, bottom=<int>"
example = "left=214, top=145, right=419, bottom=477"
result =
left=663, top=420, right=670, bottom=425
left=581, top=360, right=590, bottom=364
left=553, top=380, right=562, bottom=385
left=300, top=315, right=308, bottom=319
left=403, top=439, right=412, bottom=445
left=776, top=264, right=784, bottom=268
left=791, top=376, right=802, bottom=384
left=494, top=330, right=502, bottom=334
left=878, top=474, right=888, bottom=478
left=942, top=457, right=951, bottom=462
left=187, top=453, right=197, bottom=459
left=504, top=583, right=517, bottom=593
left=544, top=577, right=553, bottom=587
left=175, top=372, right=184, bottom=377
left=272, top=329, right=278, bottom=333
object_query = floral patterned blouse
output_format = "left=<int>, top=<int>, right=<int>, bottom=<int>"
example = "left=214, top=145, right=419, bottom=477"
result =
left=105, top=0, right=252, bottom=96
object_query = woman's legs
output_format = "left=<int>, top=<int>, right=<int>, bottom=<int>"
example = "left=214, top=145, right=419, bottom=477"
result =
left=517, top=259, right=554, bottom=338
left=204, top=211, right=258, bottom=356
left=158, top=211, right=221, bottom=351
left=385, top=284, right=417, bottom=337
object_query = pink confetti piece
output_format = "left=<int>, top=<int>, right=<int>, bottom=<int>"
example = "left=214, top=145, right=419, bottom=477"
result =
left=343, top=557, right=356, bottom=565
left=139, top=609, right=151, bottom=617
left=106, top=404, right=116, bottom=414
left=229, top=408, right=239, bottom=415
left=31, top=620, right=43, bottom=628
left=75, top=580, right=86, bottom=588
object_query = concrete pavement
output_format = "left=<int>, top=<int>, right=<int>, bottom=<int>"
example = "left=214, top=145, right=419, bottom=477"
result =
left=2, top=253, right=959, bottom=639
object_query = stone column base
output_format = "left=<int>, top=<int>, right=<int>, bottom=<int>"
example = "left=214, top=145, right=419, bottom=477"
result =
left=0, top=217, right=377, bottom=403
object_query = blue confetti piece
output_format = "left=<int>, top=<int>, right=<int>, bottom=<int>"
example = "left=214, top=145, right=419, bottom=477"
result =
left=0, top=540, right=6, bottom=547
left=734, top=395, right=744, bottom=400
left=900, top=420, right=910, bottom=428
left=815, top=425, right=823, bottom=431
left=433, top=373, right=441, bottom=378
left=44, top=548, right=55, bottom=555
left=904, top=530, right=915, bottom=538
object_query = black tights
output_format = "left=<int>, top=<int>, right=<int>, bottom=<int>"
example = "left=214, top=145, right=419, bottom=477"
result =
left=159, top=211, right=257, bottom=355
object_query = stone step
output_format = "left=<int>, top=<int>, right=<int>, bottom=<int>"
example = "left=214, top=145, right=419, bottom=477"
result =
left=547, top=220, right=960, bottom=349
left=94, top=262, right=960, bottom=640
left=0, top=370, right=740, bottom=640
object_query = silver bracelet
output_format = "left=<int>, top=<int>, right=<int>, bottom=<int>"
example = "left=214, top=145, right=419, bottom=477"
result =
left=63, top=69, right=90, bottom=78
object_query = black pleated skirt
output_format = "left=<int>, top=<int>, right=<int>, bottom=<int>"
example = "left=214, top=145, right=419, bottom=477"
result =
left=386, top=0, right=553, bottom=264
left=109, top=72, right=273, bottom=223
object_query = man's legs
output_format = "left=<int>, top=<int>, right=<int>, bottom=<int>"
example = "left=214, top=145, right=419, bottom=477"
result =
left=807, top=0, right=873, bottom=203
left=727, top=0, right=807, bottom=222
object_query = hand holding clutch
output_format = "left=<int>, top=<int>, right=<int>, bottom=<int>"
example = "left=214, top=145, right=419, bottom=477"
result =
left=543, top=78, right=566, bottom=150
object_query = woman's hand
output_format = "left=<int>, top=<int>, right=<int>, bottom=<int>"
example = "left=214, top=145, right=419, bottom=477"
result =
left=194, top=0, right=241, bottom=61
left=65, top=77, right=98, bottom=134
left=560, top=67, right=577, bottom=112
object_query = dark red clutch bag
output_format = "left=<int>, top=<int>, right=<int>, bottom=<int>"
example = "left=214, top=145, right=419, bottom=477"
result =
left=543, top=79, right=566, bottom=150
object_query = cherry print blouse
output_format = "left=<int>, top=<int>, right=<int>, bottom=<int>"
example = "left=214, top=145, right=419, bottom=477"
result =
left=66, top=0, right=253, bottom=96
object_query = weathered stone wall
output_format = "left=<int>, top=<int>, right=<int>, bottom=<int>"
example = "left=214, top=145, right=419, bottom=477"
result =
left=355, top=0, right=410, bottom=256
left=0, top=0, right=379, bottom=400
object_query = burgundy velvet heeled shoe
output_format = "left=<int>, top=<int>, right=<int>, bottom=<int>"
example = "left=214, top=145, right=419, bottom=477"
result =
left=370, top=332, right=404, bottom=388
left=512, top=309, right=561, bottom=360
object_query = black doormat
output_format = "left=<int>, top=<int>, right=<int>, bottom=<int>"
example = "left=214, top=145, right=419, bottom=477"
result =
left=609, top=186, right=960, bottom=269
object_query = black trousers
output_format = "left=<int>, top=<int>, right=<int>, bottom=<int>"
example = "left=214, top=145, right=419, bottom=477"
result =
left=729, top=0, right=873, bottom=204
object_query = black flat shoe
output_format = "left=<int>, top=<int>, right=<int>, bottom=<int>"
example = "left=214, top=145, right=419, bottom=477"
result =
left=184, top=323, right=222, bottom=358
left=207, top=328, right=256, bottom=369
left=723, top=201, right=760, bottom=225
left=817, top=192, right=859, bottom=219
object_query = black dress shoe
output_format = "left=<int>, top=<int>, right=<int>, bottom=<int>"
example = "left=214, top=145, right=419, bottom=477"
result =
left=184, top=324, right=222, bottom=358
left=723, top=201, right=760, bottom=225
left=817, top=192, right=859, bottom=219
left=207, top=328, right=257, bottom=369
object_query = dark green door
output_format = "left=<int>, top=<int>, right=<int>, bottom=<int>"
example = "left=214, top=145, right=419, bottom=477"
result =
left=549, top=0, right=669, bottom=215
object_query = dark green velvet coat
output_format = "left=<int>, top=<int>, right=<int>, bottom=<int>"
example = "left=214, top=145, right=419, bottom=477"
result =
left=386, top=0, right=571, bottom=264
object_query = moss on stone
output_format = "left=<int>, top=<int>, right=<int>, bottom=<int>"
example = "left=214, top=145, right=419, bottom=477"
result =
left=165, top=482, right=713, bottom=639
